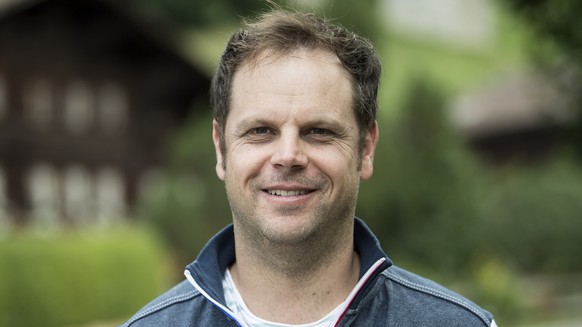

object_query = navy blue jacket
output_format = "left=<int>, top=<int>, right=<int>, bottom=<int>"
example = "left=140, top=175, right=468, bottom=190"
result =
left=121, top=218, right=495, bottom=326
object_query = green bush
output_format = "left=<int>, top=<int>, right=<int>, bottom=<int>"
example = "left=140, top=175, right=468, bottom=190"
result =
left=482, top=159, right=582, bottom=273
left=140, top=113, right=232, bottom=265
left=357, top=76, right=486, bottom=274
left=0, top=226, right=171, bottom=327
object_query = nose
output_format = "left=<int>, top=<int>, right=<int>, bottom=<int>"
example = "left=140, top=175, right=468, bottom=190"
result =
left=270, top=132, right=308, bottom=169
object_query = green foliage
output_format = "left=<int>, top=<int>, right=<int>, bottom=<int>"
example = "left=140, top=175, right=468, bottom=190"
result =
left=358, top=76, right=486, bottom=274
left=136, top=0, right=383, bottom=42
left=317, top=0, right=382, bottom=43
left=137, top=0, right=267, bottom=28
left=482, top=160, right=582, bottom=273
left=0, top=227, right=170, bottom=327
left=355, top=75, right=582, bottom=324
left=357, top=74, right=582, bottom=277
left=500, top=0, right=582, bottom=159
left=465, top=256, right=526, bottom=324
left=500, top=0, right=582, bottom=64
left=140, top=114, right=231, bottom=266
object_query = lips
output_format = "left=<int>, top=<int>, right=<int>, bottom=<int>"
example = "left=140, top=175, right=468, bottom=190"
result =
left=267, top=189, right=310, bottom=196
left=260, top=180, right=321, bottom=198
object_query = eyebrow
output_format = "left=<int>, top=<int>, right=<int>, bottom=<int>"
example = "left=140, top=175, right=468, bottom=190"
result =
left=233, top=115, right=271, bottom=128
left=233, top=113, right=350, bottom=133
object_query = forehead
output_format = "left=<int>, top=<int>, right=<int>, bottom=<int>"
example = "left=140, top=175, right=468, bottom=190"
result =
left=234, top=47, right=352, bottom=91
left=229, top=48, right=354, bottom=122
left=240, top=47, right=345, bottom=74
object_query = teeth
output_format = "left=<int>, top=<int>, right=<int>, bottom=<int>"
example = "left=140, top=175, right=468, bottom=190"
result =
left=268, top=190, right=308, bottom=196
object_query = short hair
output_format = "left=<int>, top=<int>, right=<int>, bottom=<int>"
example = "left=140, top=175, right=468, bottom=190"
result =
left=210, top=9, right=381, bottom=158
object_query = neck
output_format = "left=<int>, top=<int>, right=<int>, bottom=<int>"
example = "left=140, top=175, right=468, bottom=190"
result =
left=230, top=220, right=360, bottom=324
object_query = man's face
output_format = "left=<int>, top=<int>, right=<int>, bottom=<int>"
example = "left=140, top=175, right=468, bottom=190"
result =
left=213, top=48, right=378, bottom=245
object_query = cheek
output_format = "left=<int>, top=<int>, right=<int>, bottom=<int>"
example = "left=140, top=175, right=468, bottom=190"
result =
left=226, top=146, right=270, bottom=177
left=312, top=151, right=359, bottom=183
left=317, top=144, right=359, bottom=168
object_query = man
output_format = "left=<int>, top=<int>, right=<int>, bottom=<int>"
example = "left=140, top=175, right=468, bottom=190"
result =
left=122, top=9, right=497, bottom=327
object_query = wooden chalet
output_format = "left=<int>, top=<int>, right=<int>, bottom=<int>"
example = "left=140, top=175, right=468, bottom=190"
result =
left=451, top=70, right=576, bottom=165
left=0, top=0, right=210, bottom=226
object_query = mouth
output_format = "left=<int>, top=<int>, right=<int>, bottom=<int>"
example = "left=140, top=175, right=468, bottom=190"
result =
left=264, top=189, right=314, bottom=197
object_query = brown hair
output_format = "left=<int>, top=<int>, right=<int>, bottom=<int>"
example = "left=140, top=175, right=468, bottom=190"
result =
left=210, top=9, right=381, bottom=157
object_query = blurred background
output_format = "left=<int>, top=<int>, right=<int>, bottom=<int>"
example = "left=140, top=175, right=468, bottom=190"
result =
left=0, top=0, right=581, bottom=326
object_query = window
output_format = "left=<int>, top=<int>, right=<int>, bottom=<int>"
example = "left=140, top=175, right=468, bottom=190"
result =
left=98, top=82, right=128, bottom=134
left=28, top=164, right=127, bottom=226
left=96, top=167, right=125, bottom=224
left=25, top=78, right=53, bottom=128
left=63, top=165, right=93, bottom=224
left=28, top=163, right=59, bottom=226
left=64, top=80, right=94, bottom=134
left=138, top=169, right=163, bottom=203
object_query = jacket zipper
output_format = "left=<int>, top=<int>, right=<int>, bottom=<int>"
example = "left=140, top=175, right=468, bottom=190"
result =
left=333, top=258, right=387, bottom=326
left=185, top=269, right=245, bottom=326
left=185, top=257, right=387, bottom=327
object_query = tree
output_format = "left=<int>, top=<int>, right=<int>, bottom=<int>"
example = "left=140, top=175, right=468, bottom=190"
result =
left=133, top=0, right=382, bottom=41
left=135, top=0, right=266, bottom=28
left=501, top=0, right=582, bottom=63
left=501, top=0, right=582, bottom=158
left=357, top=76, right=486, bottom=273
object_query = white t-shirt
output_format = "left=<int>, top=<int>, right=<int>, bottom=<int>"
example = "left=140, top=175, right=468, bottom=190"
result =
left=222, top=268, right=348, bottom=327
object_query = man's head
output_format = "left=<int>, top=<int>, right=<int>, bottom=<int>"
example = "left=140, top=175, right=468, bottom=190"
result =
left=210, top=9, right=381, bottom=162
left=209, top=9, right=381, bottom=253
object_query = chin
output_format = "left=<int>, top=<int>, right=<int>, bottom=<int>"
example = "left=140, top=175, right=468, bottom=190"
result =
left=260, top=221, right=319, bottom=245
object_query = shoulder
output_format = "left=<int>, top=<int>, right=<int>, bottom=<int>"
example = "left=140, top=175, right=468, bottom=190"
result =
left=119, top=280, right=202, bottom=327
left=378, top=265, right=494, bottom=326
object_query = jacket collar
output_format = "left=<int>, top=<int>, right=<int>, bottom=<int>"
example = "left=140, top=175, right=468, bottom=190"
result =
left=185, top=217, right=392, bottom=306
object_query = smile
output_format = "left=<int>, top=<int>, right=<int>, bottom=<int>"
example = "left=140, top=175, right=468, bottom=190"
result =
left=266, top=189, right=311, bottom=197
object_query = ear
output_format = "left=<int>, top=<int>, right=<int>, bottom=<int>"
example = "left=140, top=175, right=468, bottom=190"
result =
left=360, top=121, right=379, bottom=181
left=212, top=119, right=226, bottom=181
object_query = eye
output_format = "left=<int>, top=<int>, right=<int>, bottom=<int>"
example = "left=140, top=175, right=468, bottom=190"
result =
left=305, top=127, right=337, bottom=143
left=243, top=126, right=274, bottom=142
left=250, top=127, right=270, bottom=135
left=309, top=128, right=331, bottom=135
